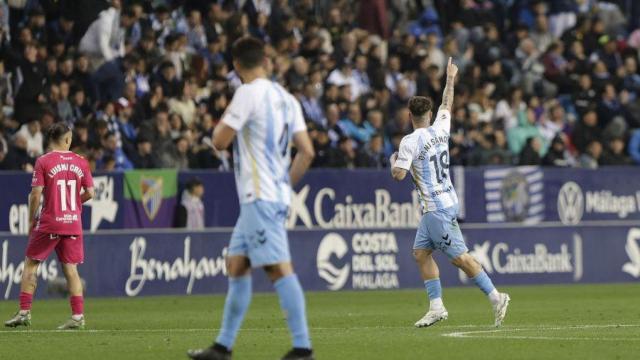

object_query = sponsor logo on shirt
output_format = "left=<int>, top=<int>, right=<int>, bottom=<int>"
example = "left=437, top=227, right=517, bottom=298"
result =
left=55, top=214, right=78, bottom=223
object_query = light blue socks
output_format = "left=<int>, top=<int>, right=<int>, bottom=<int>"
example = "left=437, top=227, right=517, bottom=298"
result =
left=424, top=278, right=442, bottom=300
left=216, top=276, right=252, bottom=349
left=472, top=270, right=496, bottom=295
left=274, top=274, right=311, bottom=349
left=424, top=278, right=444, bottom=310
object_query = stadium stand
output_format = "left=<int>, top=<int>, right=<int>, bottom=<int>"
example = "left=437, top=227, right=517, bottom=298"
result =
left=0, top=0, right=640, bottom=171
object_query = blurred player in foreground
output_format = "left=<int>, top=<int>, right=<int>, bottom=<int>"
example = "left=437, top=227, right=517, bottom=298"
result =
left=4, top=123, right=94, bottom=330
left=187, top=37, right=315, bottom=360
left=390, top=58, right=510, bottom=328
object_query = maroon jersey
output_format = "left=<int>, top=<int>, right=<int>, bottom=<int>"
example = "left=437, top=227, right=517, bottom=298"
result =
left=31, top=151, right=93, bottom=235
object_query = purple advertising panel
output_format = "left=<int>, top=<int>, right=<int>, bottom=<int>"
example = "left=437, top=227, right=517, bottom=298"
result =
left=464, top=166, right=640, bottom=226
left=1, top=225, right=638, bottom=300
left=3, top=167, right=640, bottom=232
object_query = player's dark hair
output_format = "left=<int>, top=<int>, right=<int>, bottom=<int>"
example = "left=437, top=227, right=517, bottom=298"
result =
left=408, top=96, right=433, bottom=118
left=231, top=36, right=265, bottom=70
left=47, top=122, right=71, bottom=143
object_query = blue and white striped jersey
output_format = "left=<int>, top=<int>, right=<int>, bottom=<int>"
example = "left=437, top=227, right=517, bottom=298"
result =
left=394, top=109, right=458, bottom=213
left=221, top=78, right=306, bottom=206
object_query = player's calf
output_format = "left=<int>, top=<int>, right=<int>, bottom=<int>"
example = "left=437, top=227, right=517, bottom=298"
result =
left=452, top=253, right=511, bottom=326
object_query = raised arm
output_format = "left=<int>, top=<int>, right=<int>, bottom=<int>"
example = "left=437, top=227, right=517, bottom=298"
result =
left=439, top=57, right=459, bottom=113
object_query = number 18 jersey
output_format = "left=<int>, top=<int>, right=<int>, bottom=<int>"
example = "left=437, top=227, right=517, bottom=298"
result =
left=32, top=151, right=93, bottom=235
left=394, top=109, right=458, bottom=213
left=221, top=78, right=307, bottom=206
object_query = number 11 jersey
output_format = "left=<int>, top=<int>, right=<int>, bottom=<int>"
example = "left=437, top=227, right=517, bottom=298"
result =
left=32, top=150, right=93, bottom=235
left=394, top=109, right=458, bottom=213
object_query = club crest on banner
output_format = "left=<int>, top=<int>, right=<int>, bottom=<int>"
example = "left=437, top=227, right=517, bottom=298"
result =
left=484, top=166, right=544, bottom=224
left=140, top=176, right=163, bottom=221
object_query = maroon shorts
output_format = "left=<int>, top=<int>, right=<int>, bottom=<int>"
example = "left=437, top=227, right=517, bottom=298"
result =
left=26, top=231, right=84, bottom=264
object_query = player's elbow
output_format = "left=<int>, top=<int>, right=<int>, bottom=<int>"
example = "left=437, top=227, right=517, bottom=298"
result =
left=302, top=147, right=315, bottom=161
left=212, top=136, right=228, bottom=151
left=85, top=188, right=95, bottom=201
left=439, top=104, right=451, bottom=113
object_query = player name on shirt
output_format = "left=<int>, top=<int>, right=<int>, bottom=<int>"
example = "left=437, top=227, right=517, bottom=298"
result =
left=48, top=163, right=85, bottom=178
left=418, top=134, right=450, bottom=159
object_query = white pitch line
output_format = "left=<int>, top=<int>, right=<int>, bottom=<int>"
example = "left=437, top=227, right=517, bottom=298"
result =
left=0, top=324, right=484, bottom=334
left=442, top=324, right=640, bottom=341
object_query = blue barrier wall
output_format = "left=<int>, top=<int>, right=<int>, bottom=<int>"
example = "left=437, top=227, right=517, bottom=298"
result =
left=1, top=225, right=639, bottom=300
left=1, top=166, right=639, bottom=299
left=2, top=167, right=640, bottom=233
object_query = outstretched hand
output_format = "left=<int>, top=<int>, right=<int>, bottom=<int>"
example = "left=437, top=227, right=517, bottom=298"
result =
left=446, top=57, right=458, bottom=79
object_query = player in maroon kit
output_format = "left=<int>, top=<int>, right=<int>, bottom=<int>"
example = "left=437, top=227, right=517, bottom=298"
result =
left=4, top=123, right=94, bottom=330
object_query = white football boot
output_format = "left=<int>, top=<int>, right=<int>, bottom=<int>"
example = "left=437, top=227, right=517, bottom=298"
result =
left=4, top=311, right=31, bottom=328
left=414, top=307, right=448, bottom=328
left=493, top=293, right=510, bottom=327
left=57, top=316, right=85, bottom=330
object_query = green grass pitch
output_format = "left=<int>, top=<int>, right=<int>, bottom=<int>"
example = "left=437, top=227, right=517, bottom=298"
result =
left=1, top=283, right=639, bottom=359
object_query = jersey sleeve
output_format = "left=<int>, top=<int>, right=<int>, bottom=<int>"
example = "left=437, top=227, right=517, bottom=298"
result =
left=433, top=109, right=451, bottom=134
left=31, top=158, right=45, bottom=187
left=82, top=159, right=94, bottom=188
left=221, top=85, right=252, bottom=131
left=291, top=98, right=307, bottom=134
left=394, top=138, right=414, bottom=171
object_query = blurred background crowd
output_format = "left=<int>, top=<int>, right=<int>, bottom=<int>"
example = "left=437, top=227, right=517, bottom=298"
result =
left=1, top=0, right=640, bottom=173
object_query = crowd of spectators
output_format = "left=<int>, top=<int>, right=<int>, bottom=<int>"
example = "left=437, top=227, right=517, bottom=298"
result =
left=1, top=0, right=640, bottom=173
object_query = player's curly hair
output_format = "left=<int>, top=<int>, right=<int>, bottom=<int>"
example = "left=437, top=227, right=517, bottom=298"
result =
left=47, top=122, right=71, bottom=143
left=408, top=96, right=433, bottom=118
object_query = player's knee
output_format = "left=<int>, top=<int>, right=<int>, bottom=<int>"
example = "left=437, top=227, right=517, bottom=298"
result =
left=227, top=263, right=250, bottom=278
left=61, top=264, right=79, bottom=278
left=24, top=257, right=41, bottom=270
left=263, top=262, right=294, bottom=282
left=452, top=253, right=478, bottom=273
left=226, top=256, right=251, bottom=277
left=412, top=249, right=432, bottom=263
left=22, top=258, right=40, bottom=279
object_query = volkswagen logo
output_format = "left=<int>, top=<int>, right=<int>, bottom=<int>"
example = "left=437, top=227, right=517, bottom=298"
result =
left=557, top=182, right=584, bottom=225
